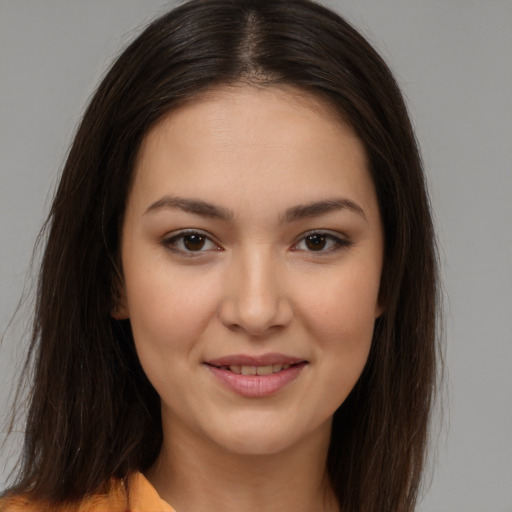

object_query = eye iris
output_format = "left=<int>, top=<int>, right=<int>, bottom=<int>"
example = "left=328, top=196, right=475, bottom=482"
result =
left=183, top=234, right=206, bottom=251
left=305, top=234, right=327, bottom=251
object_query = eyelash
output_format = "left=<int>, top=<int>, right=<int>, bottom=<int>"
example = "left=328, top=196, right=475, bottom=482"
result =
left=291, top=231, right=351, bottom=253
left=161, top=230, right=351, bottom=256
left=161, top=229, right=221, bottom=256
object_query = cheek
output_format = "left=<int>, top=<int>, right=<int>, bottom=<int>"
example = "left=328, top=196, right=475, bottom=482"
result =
left=124, top=262, right=220, bottom=357
left=303, top=265, right=380, bottom=338
left=123, top=264, right=223, bottom=411
left=299, top=267, right=379, bottom=390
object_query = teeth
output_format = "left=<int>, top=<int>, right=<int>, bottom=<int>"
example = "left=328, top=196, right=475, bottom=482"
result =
left=256, top=365, right=273, bottom=376
left=226, top=364, right=294, bottom=375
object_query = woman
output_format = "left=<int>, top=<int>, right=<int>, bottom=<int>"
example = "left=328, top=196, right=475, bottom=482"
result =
left=0, top=0, right=440, bottom=511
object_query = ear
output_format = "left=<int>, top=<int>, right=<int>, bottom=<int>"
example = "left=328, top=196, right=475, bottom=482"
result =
left=375, top=283, right=386, bottom=319
left=111, top=301, right=129, bottom=320
left=374, top=301, right=385, bottom=320
left=111, top=274, right=130, bottom=320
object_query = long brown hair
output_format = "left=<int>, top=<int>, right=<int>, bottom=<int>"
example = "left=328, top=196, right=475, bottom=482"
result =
left=2, top=1, right=441, bottom=510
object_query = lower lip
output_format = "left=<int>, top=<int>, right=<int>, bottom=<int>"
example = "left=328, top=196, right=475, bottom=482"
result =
left=206, top=363, right=307, bottom=397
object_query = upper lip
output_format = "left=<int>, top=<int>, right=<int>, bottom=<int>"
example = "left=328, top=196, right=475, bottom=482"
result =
left=205, top=353, right=307, bottom=367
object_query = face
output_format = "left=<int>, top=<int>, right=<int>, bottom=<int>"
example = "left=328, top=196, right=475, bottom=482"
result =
left=118, top=86, right=383, bottom=456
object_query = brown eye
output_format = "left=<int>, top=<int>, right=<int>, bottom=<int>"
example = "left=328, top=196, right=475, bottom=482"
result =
left=293, top=232, right=348, bottom=253
left=183, top=234, right=206, bottom=251
left=305, top=234, right=327, bottom=251
left=163, top=231, right=219, bottom=254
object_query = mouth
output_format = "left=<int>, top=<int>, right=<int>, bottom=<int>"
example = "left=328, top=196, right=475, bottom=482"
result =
left=204, top=353, right=308, bottom=375
left=204, top=354, right=308, bottom=397
left=206, top=362, right=302, bottom=375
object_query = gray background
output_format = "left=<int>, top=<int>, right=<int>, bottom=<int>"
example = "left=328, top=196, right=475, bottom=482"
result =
left=1, top=1, right=511, bottom=511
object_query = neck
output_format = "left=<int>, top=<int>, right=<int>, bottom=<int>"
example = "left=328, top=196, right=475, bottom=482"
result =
left=146, top=416, right=339, bottom=512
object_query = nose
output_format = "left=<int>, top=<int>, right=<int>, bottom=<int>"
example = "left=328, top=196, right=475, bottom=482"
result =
left=218, top=248, right=293, bottom=336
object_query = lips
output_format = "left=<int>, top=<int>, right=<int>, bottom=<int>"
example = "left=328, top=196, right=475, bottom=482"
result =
left=217, top=363, right=293, bottom=375
left=204, top=353, right=308, bottom=397
left=205, top=353, right=306, bottom=367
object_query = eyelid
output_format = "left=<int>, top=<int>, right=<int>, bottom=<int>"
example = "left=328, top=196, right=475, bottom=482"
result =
left=160, top=228, right=350, bottom=256
left=290, top=230, right=351, bottom=253
left=161, top=229, right=222, bottom=255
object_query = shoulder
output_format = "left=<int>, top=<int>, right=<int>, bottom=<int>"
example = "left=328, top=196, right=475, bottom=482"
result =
left=0, top=495, right=40, bottom=512
left=0, top=472, right=174, bottom=512
left=0, top=478, right=127, bottom=512
left=0, top=495, right=126, bottom=512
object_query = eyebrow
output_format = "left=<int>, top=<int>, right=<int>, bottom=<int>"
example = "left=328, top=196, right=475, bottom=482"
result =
left=144, top=195, right=366, bottom=223
left=144, top=196, right=234, bottom=220
left=282, top=198, right=367, bottom=223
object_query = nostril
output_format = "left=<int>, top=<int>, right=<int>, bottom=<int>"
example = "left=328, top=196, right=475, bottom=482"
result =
left=218, top=303, right=293, bottom=336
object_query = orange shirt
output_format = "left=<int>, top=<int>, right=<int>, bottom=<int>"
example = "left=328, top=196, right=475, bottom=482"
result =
left=0, top=472, right=175, bottom=512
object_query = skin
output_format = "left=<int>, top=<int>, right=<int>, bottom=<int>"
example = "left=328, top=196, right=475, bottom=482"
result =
left=117, top=85, right=384, bottom=512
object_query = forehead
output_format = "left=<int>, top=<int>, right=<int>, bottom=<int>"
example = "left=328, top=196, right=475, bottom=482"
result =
left=136, top=83, right=358, bottom=166
left=129, top=85, right=376, bottom=221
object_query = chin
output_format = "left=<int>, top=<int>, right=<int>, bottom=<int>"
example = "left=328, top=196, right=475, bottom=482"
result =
left=205, top=413, right=331, bottom=457
left=215, top=430, right=299, bottom=456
